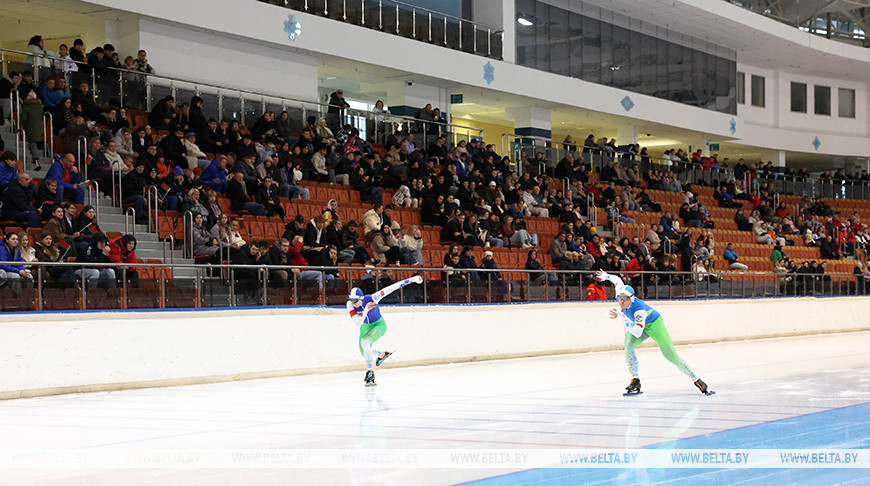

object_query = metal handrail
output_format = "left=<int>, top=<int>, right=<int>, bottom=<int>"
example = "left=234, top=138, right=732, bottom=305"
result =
left=75, top=136, right=87, bottom=179
left=0, top=47, right=482, bottom=138
left=182, top=211, right=195, bottom=258
left=124, top=207, right=136, bottom=237
left=84, top=179, right=100, bottom=223
left=1, top=260, right=865, bottom=311
left=111, top=163, right=124, bottom=207
left=146, top=185, right=159, bottom=233
left=283, top=0, right=503, bottom=57
left=162, top=234, right=175, bottom=266
left=43, top=111, right=53, bottom=158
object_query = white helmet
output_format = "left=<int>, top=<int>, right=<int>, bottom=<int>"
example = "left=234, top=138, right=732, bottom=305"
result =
left=348, top=287, right=364, bottom=301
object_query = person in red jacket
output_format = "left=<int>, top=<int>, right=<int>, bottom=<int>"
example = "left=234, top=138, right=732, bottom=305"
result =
left=109, top=234, right=139, bottom=287
left=586, top=279, right=608, bottom=300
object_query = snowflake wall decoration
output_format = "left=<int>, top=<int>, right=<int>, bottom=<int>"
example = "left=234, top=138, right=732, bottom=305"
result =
left=284, top=14, right=301, bottom=41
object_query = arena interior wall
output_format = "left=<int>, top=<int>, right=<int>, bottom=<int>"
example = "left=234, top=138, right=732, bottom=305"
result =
left=1, top=297, right=866, bottom=400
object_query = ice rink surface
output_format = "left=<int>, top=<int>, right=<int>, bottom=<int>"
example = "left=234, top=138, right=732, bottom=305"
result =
left=1, top=331, right=868, bottom=485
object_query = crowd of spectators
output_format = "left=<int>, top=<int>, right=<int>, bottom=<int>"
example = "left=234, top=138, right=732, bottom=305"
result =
left=4, top=34, right=870, bottom=297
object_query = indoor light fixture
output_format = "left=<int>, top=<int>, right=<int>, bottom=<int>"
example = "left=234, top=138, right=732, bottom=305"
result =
left=517, top=15, right=533, bottom=26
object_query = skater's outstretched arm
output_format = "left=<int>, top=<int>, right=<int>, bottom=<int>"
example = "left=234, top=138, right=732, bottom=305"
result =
left=371, top=275, right=423, bottom=304
left=609, top=307, right=646, bottom=337
left=596, top=269, right=625, bottom=290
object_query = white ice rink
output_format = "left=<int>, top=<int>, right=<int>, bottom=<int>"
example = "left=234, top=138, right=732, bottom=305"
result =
left=1, top=331, right=868, bottom=485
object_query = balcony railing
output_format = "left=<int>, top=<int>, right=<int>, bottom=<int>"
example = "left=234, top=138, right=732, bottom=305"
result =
left=1, top=47, right=483, bottom=152
left=273, top=0, right=503, bottom=59
left=0, top=261, right=864, bottom=312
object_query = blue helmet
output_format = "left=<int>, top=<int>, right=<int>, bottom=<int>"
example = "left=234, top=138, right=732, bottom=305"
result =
left=348, top=287, right=364, bottom=301
left=618, top=286, right=635, bottom=298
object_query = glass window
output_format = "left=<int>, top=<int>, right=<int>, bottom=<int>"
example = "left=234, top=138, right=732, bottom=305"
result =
left=548, top=5, right=569, bottom=76
left=581, top=14, right=600, bottom=84
left=510, top=0, right=737, bottom=114
left=628, top=31, right=645, bottom=93
left=814, top=85, right=831, bottom=115
left=611, top=25, right=630, bottom=88
left=599, top=20, right=613, bottom=86
left=790, top=82, right=807, bottom=113
left=692, top=49, right=707, bottom=108
left=535, top=1, right=550, bottom=71
left=569, top=11, right=584, bottom=79
left=751, top=75, right=765, bottom=107
left=838, top=88, right=855, bottom=118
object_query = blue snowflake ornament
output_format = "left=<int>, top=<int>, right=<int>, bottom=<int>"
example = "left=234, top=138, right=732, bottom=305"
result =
left=620, top=96, right=634, bottom=112
left=284, top=15, right=301, bottom=41
left=729, top=118, right=737, bottom=135
left=812, top=136, right=821, bottom=150
left=483, top=62, right=495, bottom=85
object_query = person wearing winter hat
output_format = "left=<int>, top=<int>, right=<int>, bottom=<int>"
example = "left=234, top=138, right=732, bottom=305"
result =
left=595, top=269, right=713, bottom=396
left=183, top=130, right=209, bottom=169
left=347, top=275, right=423, bottom=386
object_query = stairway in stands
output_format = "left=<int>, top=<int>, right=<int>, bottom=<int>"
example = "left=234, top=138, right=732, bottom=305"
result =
left=0, top=124, right=194, bottom=278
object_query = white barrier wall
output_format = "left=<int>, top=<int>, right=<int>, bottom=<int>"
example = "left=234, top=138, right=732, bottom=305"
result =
left=1, top=298, right=868, bottom=399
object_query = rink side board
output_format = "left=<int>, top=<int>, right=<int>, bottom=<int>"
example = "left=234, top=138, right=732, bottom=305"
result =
left=1, top=297, right=868, bottom=399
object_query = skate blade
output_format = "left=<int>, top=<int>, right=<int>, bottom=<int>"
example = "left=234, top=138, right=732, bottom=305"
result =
left=376, top=350, right=395, bottom=367
left=622, top=391, right=643, bottom=396
left=703, top=390, right=715, bottom=396
left=365, top=381, right=377, bottom=387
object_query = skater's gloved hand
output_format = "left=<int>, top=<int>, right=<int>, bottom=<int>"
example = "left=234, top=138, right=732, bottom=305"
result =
left=608, top=308, right=619, bottom=319
left=411, top=275, right=423, bottom=284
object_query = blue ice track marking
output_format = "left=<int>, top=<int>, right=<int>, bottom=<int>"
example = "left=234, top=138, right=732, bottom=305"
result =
left=456, top=402, right=870, bottom=486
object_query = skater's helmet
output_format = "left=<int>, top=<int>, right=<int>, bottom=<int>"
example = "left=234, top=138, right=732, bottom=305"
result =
left=348, top=287, right=364, bottom=301
left=617, top=286, right=635, bottom=299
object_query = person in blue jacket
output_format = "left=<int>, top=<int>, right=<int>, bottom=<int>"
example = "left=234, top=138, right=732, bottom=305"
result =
left=201, top=156, right=228, bottom=193
left=45, top=154, right=84, bottom=204
left=595, top=269, right=712, bottom=396
left=347, top=275, right=423, bottom=386
left=0, top=232, right=33, bottom=291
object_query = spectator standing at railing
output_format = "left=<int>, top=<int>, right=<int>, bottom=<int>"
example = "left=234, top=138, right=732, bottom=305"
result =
left=326, top=90, right=349, bottom=135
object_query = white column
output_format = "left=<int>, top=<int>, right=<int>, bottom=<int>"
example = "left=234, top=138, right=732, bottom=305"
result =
left=506, top=106, right=551, bottom=139
left=760, top=150, right=786, bottom=167
left=616, top=125, right=638, bottom=146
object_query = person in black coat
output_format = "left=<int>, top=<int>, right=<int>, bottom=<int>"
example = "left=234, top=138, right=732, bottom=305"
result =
left=254, top=176, right=285, bottom=218
left=149, top=96, right=175, bottom=129
left=0, top=173, right=41, bottom=227
left=158, top=128, right=187, bottom=168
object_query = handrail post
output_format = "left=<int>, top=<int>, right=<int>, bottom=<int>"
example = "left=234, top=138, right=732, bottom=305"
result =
left=124, top=207, right=136, bottom=238
left=76, top=136, right=87, bottom=180
left=36, top=266, right=43, bottom=311
left=159, top=267, right=166, bottom=308
left=86, top=180, right=100, bottom=224
left=43, top=111, right=53, bottom=158
left=229, top=265, right=236, bottom=306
